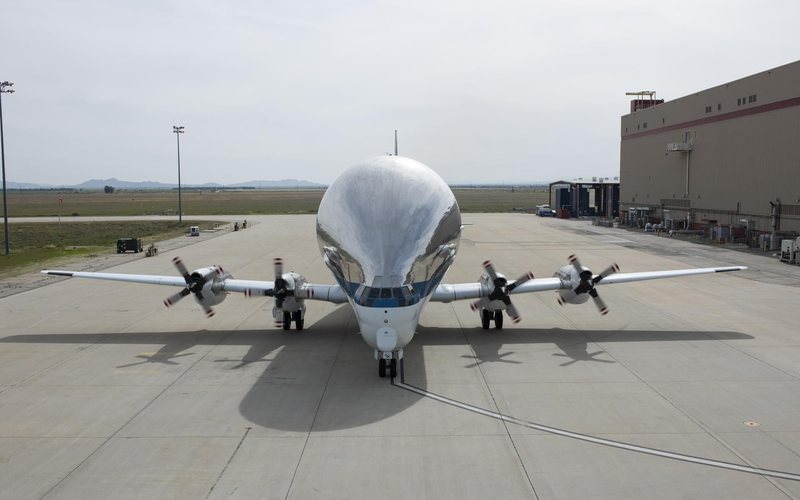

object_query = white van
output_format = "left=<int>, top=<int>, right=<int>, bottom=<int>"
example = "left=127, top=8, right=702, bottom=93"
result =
left=189, top=226, right=200, bottom=237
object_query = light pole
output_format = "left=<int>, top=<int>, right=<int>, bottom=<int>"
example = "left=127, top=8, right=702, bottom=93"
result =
left=173, top=126, right=184, bottom=223
left=1, top=81, right=14, bottom=256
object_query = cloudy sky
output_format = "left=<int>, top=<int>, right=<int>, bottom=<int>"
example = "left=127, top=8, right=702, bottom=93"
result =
left=1, top=1, right=798, bottom=185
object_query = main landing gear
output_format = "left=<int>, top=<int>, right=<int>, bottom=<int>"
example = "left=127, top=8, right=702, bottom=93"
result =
left=281, top=310, right=304, bottom=330
left=480, top=309, right=504, bottom=330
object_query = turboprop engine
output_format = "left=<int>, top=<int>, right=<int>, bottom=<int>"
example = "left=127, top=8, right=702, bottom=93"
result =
left=554, top=254, right=619, bottom=315
left=470, top=260, right=534, bottom=329
left=242, top=257, right=308, bottom=330
left=163, top=257, right=231, bottom=317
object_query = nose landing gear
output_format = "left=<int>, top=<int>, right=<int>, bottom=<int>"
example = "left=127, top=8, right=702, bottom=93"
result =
left=378, top=358, right=397, bottom=378
left=376, top=350, right=402, bottom=378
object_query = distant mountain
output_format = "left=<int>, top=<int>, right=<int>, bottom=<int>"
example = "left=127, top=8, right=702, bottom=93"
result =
left=73, top=178, right=176, bottom=190
left=7, top=181, right=55, bottom=189
left=227, top=179, right=325, bottom=189
left=6, top=178, right=325, bottom=190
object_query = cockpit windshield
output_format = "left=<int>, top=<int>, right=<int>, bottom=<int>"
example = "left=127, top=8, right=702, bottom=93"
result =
left=354, top=284, right=419, bottom=307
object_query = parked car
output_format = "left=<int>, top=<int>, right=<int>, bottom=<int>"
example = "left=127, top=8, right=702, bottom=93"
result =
left=537, top=205, right=556, bottom=217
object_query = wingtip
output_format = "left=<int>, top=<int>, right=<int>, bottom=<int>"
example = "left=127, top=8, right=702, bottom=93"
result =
left=41, top=270, right=74, bottom=277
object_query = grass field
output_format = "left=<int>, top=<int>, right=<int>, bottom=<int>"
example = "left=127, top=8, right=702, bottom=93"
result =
left=0, top=188, right=551, bottom=277
left=0, top=220, right=218, bottom=277
left=3, top=188, right=551, bottom=217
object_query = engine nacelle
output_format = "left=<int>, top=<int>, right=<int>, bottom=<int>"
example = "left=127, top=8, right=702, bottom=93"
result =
left=478, top=270, right=508, bottom=311
left=191, top=266, right=231, bottom=308
left=554, top=264, right=590, bottom=305
left=271, top=271, right=307, bottom=317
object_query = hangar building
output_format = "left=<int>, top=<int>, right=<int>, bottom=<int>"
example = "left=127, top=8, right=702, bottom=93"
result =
left=619, top=60, right=800, bottom=239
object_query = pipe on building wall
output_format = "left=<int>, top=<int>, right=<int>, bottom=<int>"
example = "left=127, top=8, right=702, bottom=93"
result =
left=685, top=151, right=691, bottom=196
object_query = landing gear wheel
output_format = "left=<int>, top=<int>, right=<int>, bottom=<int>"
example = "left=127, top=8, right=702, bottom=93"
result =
left=378, top=358, right=387, bottom=378
left=481, top=309, right=491, bottom=329
left=282, top=311, right=291, bottom=330
left=389, top=358, right=397, bottom=378
left=494, top=310, right=504, bottom=330
left=292, top=311, right=304, bottom=330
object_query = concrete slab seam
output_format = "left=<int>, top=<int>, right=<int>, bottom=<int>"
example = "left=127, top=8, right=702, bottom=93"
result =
left=392, top=380, right=800, bottom=482
left=453, top=303, right=540, bottom=500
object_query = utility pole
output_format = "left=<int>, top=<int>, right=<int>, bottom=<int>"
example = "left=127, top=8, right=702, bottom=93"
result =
left=173, top=126, right=184, bottom=223
left=1, top=81, right=15, bottom=256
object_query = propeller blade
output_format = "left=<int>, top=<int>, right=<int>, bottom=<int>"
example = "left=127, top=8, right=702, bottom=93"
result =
left=506, top=272, right=534, bottom=292
left=568, top=254, right=583, bottom=275
left=274, top=257, right=284, bottom=281
left=589, top=289, right=609, bottom=315
left=482, top=260, right=499, bottom=281
left=201, top=302, right=215, bottom=318
left=172, top=256, right=192, bottom=283
left=274, top=307, right=283, bottom=327
left=164, top=288, right=191, bottom=307
left=505, top=301, right=522, bottom=323
left=593, top=263, right=620, bottom=284
left=470, top=298, right=489, bottom=311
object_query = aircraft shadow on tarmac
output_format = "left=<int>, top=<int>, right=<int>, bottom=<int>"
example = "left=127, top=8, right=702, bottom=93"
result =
left=0, top=304, right=753, bottom=433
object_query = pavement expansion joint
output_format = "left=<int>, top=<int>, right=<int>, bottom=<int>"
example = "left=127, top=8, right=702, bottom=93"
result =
left=390, top=371, right=800, bottom=482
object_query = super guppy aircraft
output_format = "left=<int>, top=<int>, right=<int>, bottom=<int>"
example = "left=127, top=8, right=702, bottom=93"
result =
left=43, top=156, right=746, bottom=377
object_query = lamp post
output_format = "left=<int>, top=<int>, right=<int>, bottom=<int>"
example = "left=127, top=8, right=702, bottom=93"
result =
left=173, top=126, right=184, bottom=223
left=1, top=81, right=14, bottom=256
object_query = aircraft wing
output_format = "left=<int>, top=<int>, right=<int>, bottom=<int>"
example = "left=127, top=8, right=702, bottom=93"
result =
left=430, top=265, right=746, bottom=303
left=41, top=270, right=188, bottom=287
left=40, top=271, right=348, bottom=304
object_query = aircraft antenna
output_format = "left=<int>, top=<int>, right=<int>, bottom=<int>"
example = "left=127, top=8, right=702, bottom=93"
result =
left=394, top=130, right=398, bottom=156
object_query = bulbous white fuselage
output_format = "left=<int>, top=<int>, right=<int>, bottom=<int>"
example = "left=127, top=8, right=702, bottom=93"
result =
left=315, top=156, right=461, bottom=358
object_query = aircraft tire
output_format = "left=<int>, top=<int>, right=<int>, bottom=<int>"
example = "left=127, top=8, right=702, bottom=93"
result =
left=283, top=311, right=291, bottom=330
left=378, top=358, right=387, bottom=377
left=481, top=309, right=491, bottom=329
left=292, top=311, right=304, bottom=330
left=389, top=358, right=397, bottom=378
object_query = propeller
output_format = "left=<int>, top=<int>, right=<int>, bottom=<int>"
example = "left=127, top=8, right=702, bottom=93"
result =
left=567, top=254, right=619, bottom=315
left=470, top=260, right=534, bottom=323
left=163, top=256, right=221, bottom=318
left=265, top=257, right=293, bottom=326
